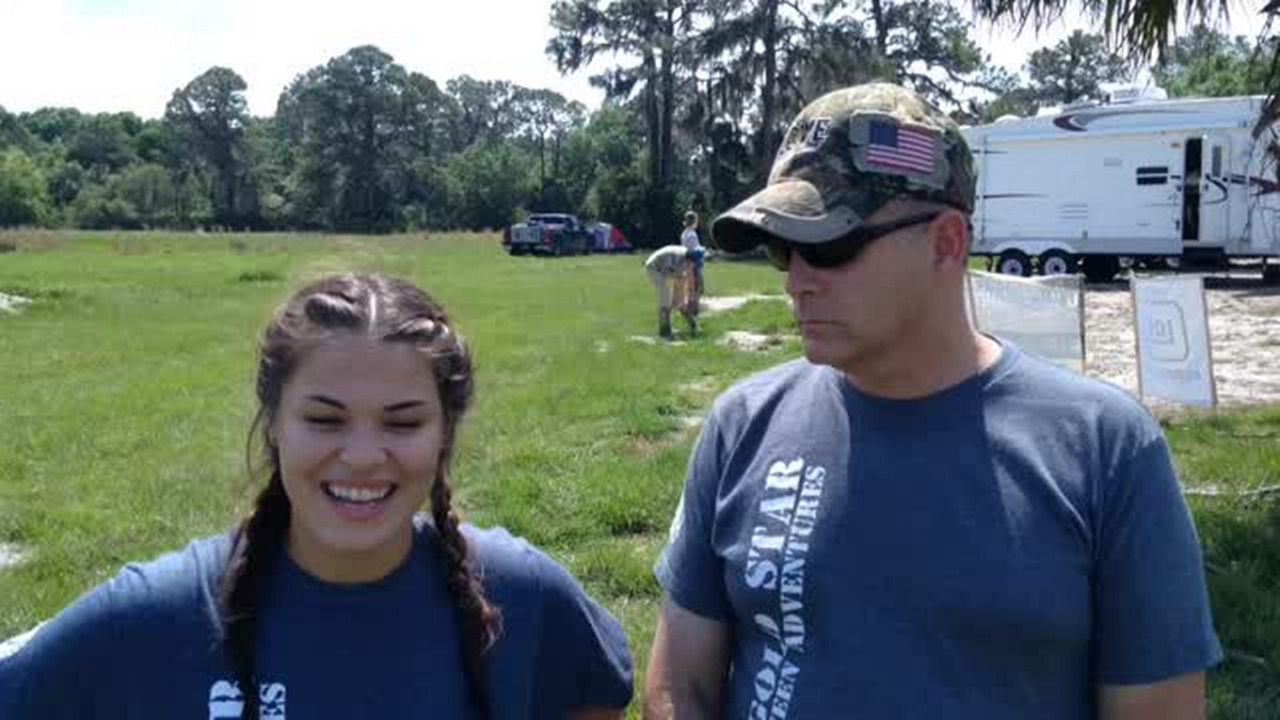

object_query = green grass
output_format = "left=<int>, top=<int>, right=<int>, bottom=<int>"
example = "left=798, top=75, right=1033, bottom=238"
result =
left=1160, top=409, right=1280, bottom=717
left=0, top=230, right=1276, bottom=717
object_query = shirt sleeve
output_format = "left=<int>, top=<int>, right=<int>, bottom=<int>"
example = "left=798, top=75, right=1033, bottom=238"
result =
left=653, top=407, right=734, bottom=621
left=1093, top=435, right=1223, bottom=685
left=0, top=570, right=136, bottom=717
left=529, top=551, right=634, bottom=716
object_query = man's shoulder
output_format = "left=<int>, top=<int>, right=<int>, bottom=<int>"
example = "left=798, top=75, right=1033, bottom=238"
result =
left=994, top=343, right=1161, bottom=442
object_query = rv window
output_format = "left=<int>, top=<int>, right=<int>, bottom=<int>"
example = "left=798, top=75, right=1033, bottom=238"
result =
left=1212, top=146, right=1223, bottom=176
left=1135, top=166, right=1169, bottom=186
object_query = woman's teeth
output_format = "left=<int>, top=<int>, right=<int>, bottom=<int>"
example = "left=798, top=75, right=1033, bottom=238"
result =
left=325, top=484, right=393, bottom=503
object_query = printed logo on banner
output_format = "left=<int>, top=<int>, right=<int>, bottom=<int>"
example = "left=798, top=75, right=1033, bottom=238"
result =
left=1144, top=301, right=1190, bottom=361
left=1132, top=274, right=1216, bottom=407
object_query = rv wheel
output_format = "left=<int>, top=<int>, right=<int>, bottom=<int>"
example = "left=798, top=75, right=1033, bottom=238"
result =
left=996, top=250, right=1032, bottom=277
left=1039, top=250, right=1077, bottom=276
left=1034, top=251, right=1075, bottom=275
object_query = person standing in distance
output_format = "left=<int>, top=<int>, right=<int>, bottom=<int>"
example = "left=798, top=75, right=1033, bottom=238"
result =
left=680, top=211, right=706, bottom=303
left=643, top=83, right=1220, bottom=719
left=1, top=272, right=633, bottom=719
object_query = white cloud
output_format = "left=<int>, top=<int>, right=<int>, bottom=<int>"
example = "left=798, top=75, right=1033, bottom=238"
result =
left=0, top=0, right=1271, bottom=118
left=0, top=0, right=602, bottom=117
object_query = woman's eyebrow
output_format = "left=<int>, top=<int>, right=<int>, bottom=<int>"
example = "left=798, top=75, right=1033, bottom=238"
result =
left=305, top=394, right=345, bottom=409
left=384, top=400, right=427, bottom=412
left=302, top=396, right=427, bottom=412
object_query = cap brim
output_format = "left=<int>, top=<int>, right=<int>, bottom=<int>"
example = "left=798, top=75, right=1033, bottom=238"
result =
left=711, top=180, right=864, bottom=253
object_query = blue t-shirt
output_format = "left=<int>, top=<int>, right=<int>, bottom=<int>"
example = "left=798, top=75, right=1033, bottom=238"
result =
left=656, top=341, right=1221, bottom=719
left=1, top=520, right=633, bottom=718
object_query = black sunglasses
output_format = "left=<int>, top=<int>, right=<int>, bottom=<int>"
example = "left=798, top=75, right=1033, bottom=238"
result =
left=765, top=210, right=945, bottom=271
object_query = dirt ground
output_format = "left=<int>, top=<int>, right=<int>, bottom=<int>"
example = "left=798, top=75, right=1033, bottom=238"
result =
left=1085, top=274, right=1280, bottom=407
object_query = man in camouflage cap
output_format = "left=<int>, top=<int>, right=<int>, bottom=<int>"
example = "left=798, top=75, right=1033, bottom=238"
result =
left=645, top=84, right=1219, bottom=719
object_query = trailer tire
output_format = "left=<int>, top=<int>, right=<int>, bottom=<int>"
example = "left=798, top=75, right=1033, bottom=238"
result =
left=1264, top=262, right=1280, bottom=286
left=1039, top=250, right=1077, bottom=276
left=1082, top=255, right=1120, bottom=284
left=996, top=250, right=1032, bottom=277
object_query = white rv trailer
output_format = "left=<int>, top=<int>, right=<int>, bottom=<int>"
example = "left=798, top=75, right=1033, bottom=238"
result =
left=962, top=92, right=1280, bottom=283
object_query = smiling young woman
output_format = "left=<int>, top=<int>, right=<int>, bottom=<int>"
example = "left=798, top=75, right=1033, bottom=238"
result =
left=0, top=273, right=633, bottom=719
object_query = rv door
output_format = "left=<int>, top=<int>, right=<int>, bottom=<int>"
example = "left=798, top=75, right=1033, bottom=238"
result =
left=1199, top=133, right=1234, bottom=245
left=1181, top=137, right=1204, bottom=243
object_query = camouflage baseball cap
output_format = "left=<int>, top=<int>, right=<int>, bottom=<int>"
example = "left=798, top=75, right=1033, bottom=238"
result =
left=712, top=83, right=975, bottom=253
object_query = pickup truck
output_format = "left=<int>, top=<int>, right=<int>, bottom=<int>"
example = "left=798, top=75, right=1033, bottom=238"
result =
left=502, top=213, right=593, bottom=256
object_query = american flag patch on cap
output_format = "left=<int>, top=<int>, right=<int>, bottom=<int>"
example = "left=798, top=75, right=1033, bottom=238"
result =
left=866, top=120, right=937, bottom=174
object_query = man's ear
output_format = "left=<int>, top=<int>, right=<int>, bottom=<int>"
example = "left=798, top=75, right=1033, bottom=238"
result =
left=929, top=209, right=969, bottom=269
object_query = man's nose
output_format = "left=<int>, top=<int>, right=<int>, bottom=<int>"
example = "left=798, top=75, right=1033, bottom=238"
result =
left=785, top=253, right=820, bottom=298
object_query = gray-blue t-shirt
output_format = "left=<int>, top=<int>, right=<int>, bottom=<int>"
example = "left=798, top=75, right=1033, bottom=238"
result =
left=2, top=521, right=633, bottom=718
left=656, top=342, right=1221, bottom=719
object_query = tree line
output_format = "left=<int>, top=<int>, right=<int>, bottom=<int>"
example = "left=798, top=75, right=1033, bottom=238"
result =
left=0, top=9, right=1270, bottom=245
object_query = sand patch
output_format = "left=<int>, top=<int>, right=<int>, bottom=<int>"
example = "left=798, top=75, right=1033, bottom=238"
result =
left=722, top=330, right=775, bottom=352
left=0, top=543, right=28, bottom=570
left=0, top=293, right=32, bottom=315
left=1082, top=278, right=1280, bottom=406
left=629, top=334, right=688, bottom=346
left=677, top=378, right=717, bottom=394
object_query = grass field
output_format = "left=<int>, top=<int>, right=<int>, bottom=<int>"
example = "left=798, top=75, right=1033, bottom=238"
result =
left=1, top=230, right=1277, bottom=717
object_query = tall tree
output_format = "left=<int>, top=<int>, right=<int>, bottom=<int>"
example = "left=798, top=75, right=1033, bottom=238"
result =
left=67, top=114, right=136, bottom=179
left=444, top=75, right=520, bottom=149
left=18, top=107, right=83, bottom=146
left=699, top=0, right=806, bottom=184
left=276, top=46, right=451, bottom=231
left=692, top=0, right=994, bottom=194
left=512, top=88, right=586, bottom=207
left=1152, top=24, right=1273, bottom=97
left=0, top=106, right=33, bottom=152
left=0, top=149, right=52, bottom=227
left=878, top=0, right=992, bottom=105
left=549, top=0, right=700, bottom=241
left=164, top=67, right=251, bottom=226
left=1024, top=30, right=1128, bottom=106
left=548, top=0, right=697, bottom=190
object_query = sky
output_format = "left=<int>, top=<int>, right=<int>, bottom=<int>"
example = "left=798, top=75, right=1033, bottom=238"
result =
left=0, top=0, right=1272, bottom=119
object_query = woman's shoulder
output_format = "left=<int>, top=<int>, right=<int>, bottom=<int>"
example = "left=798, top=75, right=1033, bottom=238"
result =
left=1, top=532, right=234, bottom=676
left=412, top=518, right=573, bottom=600
left=115, top=531, right=235, bottom=606
left=459, top=524, right=543, bottom=589
left=73, top=532, right=233, bottom=625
